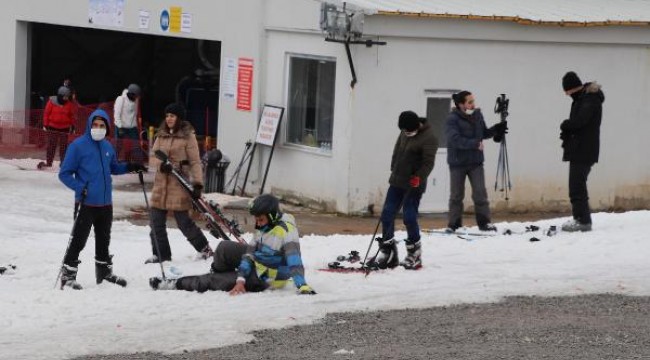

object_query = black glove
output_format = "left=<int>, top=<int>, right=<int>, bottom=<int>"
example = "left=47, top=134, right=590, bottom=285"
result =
left=127, top=163, right=147, bottom=173
left=159, top=162, right=173, bottom=174
left=191, top=183, right=203, bottom=199
left=491, top=121, right=508, bottom=136
left=491, top=121, right=508, bottom=143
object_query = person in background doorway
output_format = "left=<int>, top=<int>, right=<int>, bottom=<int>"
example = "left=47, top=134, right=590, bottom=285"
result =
left=114, top=83, right=142, bottom=160
left=445, top=91, right=508, bottom=233
left=559, top=71, right=604, bottom=232
left=367, top=110, right=438, bottom=270
left=145, top=103, right=213, bottom=264
left=40, top=86, right=76, bottom=169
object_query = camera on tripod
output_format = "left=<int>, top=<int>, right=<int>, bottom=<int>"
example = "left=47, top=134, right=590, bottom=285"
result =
left=494, top=94, right=509, bottom=116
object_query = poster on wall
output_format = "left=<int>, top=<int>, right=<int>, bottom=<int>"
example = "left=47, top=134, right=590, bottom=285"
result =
left=88, top=0, right=125, bottom=27
left=138, top=10, right=150, bottom=29
left=222, top=58, right=237, bottom=101
left=181, top=13, right=192, bottom=33
left=255, top=105, right=284, bottom=147
left=237, top=58, right=254, bottom=111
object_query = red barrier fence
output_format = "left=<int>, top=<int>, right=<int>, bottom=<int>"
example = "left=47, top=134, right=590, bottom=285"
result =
left=0, top=102, right=148, bottom=163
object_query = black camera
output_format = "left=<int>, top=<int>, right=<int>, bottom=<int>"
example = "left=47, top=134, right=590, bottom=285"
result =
left=494, top=94, right=509, bottom=114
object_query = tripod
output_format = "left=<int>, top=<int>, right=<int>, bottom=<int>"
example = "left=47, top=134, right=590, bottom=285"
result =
left=494, top=94, right=512, bottom=200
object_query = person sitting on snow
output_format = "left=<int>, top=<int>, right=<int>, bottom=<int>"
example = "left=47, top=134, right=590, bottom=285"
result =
left=149, top=194, right=316, bottom=295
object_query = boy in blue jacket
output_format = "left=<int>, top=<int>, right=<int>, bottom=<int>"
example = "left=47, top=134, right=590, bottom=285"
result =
left=58, top=109, right=146, bottom=290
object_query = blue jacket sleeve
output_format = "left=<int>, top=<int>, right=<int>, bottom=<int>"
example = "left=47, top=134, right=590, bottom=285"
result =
left=58, top=143, right=85, bottom=194
left=284, top=241, right=307, bottom=288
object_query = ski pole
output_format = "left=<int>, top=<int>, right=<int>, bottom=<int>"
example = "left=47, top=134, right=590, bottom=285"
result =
left=362, top=188, right=411, bottom=276
left=360, top=217, right=382, bottom=273
left=227, top=140, right=252, bottom=195
left=139, top=171, right=166, bottom=281
left=54, top=189, right=86, bottom=289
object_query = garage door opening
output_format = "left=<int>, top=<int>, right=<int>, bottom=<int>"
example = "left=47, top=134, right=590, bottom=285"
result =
left=29, top=22, right=221, bottom=138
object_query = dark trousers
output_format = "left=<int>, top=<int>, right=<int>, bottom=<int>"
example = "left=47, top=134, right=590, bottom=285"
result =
left=64, top=205, right=112, bottom=266
left=569, top=161, right=593, bottom=224
left=175, top=241, right=266, bottom=293
left=448, top=165, right=491, bottom=228
left=45, top=127, right=70, bottom=165
left=115, top=127, right=139, bottom=160
left=149, top=207, right=209, bottom=260
left=380, top=185, right=423, bottom=242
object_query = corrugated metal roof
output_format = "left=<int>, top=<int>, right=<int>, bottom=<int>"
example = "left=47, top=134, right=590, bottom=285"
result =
left=323, top=0, right=650, bottom=26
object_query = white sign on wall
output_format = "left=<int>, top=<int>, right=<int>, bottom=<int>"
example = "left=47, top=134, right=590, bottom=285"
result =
left=138, top=10, right=150, bottom=29
left=88, top=0, right=125, bottom=27
left=255, top=105, right=284, bottom=147
left=222, top=57, right=237, bottom=101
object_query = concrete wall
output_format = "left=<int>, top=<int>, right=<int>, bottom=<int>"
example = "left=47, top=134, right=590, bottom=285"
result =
left=262, top=7, right=650, bottom=214
left=345, top=15, right=650, bottom=213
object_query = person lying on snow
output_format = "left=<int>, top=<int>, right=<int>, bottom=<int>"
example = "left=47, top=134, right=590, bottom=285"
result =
left=149, top=194, right=316, bottom=295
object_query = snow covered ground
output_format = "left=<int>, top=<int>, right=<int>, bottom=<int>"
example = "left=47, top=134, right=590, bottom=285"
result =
left=1, top=159, right=649, bottom=360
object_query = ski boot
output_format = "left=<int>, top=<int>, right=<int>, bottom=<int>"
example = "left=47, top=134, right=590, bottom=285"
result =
left=400, top=240, right=422, bottom=270
left=149, top=277, right=177, bottom=290
left=37, top=161, right=52, bottom=170
left=144, top=255, right=171, bottom=264
left=0, top=264, right=17, bottom=275
left=336, top=250, right=361, bottom=263
left=196, top=244, right=214, bottom=260
left=479, top=223, right=497, bottom=232
left=366, top=237, right=399, bottom=269
left=61, top=262, right=83, bottom=290
left=95, top=256, right=127, bottom=287
left=561, top=219, right=592, bottom=232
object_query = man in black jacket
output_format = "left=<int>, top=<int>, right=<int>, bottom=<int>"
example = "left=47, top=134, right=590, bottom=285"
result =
left=368, top=111, right=438, bottom=270
left=560, top=71, right=605, bottom=232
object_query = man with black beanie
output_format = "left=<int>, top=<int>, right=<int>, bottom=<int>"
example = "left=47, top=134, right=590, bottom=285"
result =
left=367, top=110, right=438, bottom=270
left=560, top=71, right=605, bottom=232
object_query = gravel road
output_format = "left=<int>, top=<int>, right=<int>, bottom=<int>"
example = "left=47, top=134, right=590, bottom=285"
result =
left=74, top=293, right=650, bottom=360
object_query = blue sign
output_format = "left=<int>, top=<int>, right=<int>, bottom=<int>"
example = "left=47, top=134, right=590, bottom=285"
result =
left=160, top=9, right=170, bottom=31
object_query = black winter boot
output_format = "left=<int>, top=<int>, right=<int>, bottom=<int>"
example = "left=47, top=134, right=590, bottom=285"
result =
left=149, top=277, right=177, bottom=290
left=401, top=240, right=422, bottom=270
left=366, top=237, right=399, bottom=269
left=95, top=256, right=127, bottom=287
left=61, top=261, right=83, bottom=290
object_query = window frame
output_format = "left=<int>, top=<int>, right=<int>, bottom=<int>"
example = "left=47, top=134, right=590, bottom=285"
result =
left=282, top=52, right=337, bottom=155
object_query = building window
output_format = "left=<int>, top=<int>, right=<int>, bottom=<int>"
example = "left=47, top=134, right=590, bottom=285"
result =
left=425, top=94, right=454, bottom=148
left=286, top=55, right=336, bottom=150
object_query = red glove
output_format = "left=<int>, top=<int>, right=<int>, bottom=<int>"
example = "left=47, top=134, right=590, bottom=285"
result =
left=409, top=176, right=421, bottom=188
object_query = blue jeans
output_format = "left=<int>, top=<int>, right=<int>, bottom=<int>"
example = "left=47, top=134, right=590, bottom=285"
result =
left=380, top=185, right=422, bottom=242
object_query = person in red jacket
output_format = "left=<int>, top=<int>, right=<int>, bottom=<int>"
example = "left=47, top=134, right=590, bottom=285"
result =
left=40, top=86, right=76, bottom=169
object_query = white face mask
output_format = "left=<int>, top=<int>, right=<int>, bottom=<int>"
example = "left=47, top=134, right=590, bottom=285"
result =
left=91, top=128, right=107, bottom=141
left=464, top=108, right=475, bottom=116
left=404, top=130, right=418, bottom=137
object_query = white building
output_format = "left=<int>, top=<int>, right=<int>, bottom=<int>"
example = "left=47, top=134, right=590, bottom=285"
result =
left=1, top=0, right=650, bottom=214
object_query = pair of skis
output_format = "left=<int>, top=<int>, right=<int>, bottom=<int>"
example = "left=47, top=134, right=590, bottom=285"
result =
left=423, top=224, right=559, bottom=242
left=154, top=150, right=245, bottom=244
